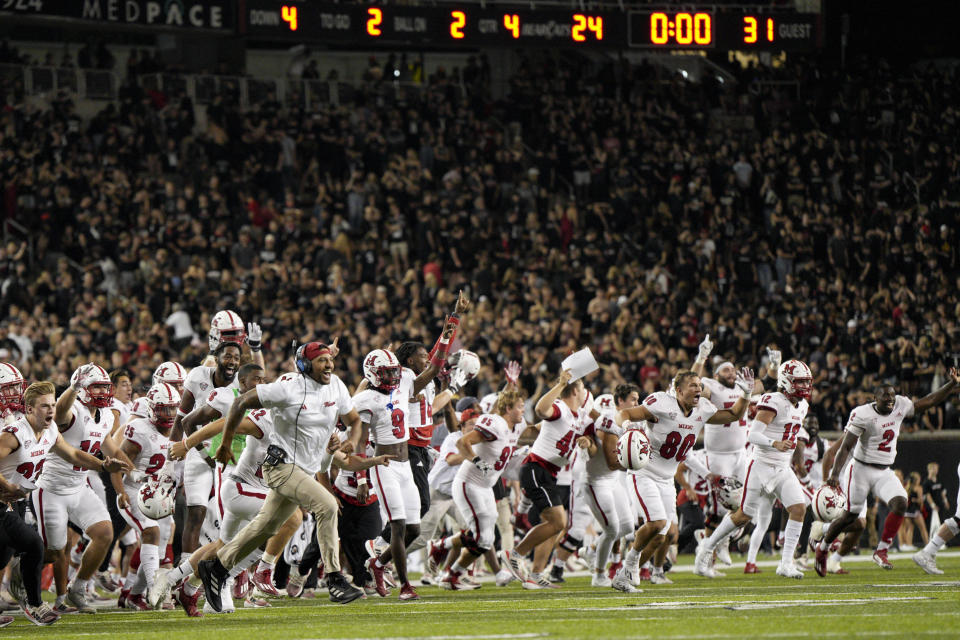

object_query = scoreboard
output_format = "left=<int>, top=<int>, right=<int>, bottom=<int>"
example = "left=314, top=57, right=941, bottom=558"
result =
left=244, top=2, right=823, bottom=51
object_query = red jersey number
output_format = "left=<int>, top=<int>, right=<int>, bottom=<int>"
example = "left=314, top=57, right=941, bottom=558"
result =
left=16, top=459, right=44, bottom=480
left=780, top=423, right=801, bottom=443
left=877, top=429, right=896, bottom=452
left=145, top=453, right=166, bottom=475
left=74, top=439, right=102, bottom=471
left=555, top=430, right=575, bottom=459
left=390, top=408, right=406, bottom=440
left=494, top=446, right=513, bottom=471
left=659, top=432, right=696, bottom=461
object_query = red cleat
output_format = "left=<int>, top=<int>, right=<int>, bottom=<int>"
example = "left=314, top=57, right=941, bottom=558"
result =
left=639, top=567, right=651, bottom=581
left=872, top=550, right=893, bottom=570
left=117, top=589, right=129, bottom=609
left=744, top=562, right=761, bottom=574
left=126, top=593, right=151, bottom=611
left=399, top=583, right=420, bottom=601
left=175, top=584, right=203, bottom=618
left=833, top=567, right=850, bottom=575
left=251, top=567, right=281, bottom=597
left=366, top=558, right=389, bottom=597
left=815, top=545, right=829, bottom=577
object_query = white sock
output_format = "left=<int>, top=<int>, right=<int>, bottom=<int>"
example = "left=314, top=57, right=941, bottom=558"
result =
left=748, top=506, right=772, bottom=564
left=594, top=532, right=615, bottom=574
left=183, top=580, right=199, bottom=596
left=781, top=520, right=802, bottom=564
left=55, top=594, right=66, bottom=606
left=924, top=534, right=946, bottom=555
left=829, top=551, right=842, bottom=564
left=704, top=515, right=738, bottom=553
left=624, top=548, right=640, bottom=571
left=168, top=560, right=194, bottom=586
left=139, top=544, right=159, bottom=589
left=553, top=556, right=565, bottom=568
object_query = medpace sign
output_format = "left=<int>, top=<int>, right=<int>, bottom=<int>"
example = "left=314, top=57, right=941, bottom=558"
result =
left=0, top=0, right=234, bottom=31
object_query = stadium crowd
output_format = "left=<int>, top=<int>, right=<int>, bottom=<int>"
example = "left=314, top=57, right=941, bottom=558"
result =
left=0, top=45, right=958, bottom=432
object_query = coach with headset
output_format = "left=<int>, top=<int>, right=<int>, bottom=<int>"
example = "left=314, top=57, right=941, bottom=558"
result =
left=197, top=340, right=366, bottom=607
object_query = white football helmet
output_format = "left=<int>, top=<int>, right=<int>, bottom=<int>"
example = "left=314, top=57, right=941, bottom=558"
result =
left=145, top=382, right=181, bottom=428
left=777, top=359, right=813, bottom=401
left=813, top=485, right=846, bottom=522
left=617, top=429, right=650, bottom=471
left=129, top=396, right=149, bottom=419
left=453, top=350, right=481, bottom=380
left=152, top=362, right=186, bottom=393
left=715, top=477, right=744, bottom=511
left=137, top=471, right=176, bottom=519
left=595, top=393, right=615, bottom=412
left=0, top=363, right=25, bottom=414
left=208, top=310, right=246, bottom=352
left=362, top=349, right=402, bottom=391
left=71, top=364, right=114, bottom=408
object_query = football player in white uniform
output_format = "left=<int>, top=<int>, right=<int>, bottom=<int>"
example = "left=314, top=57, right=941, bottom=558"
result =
left=360, top=336, right=455, bottom=601
left=583, top=384, right=639, bottom=587
left=439, top=390, right=524, bottom=590
left=816, top=369, right=959, bottom=576
left=914, top=460, right=960, bottom=575
left=35, top=364, right=133, bottom=614
left=1, top=382, right=124, bottom=625
left=173, top=340, right=242, bottom=556
left=501, top=370, right=598, bottom=588
left=695, top=360, right=812, bottom=580
left=0, top=363, right=25, bottom=421
left=201, top=310, right=265, bottom=370
left=112, top=383, right=180, bottom=610
left=614, top=369, right=751, bottom=591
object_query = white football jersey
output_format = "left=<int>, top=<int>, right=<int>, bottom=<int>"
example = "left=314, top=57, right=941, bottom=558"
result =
left=184, top=366, right=239, bottom=411
left=111, top=398, right=131, bottom=429
left=632, top=392, right=716, bottom=480
left=684, top=448, right=711, bottom=500
left=427, top=432, right=462, bottom=495
left=354, top=376, right=414, bottom=446
left=701, top=378, right=747, bottom=454
left=0, top=417, right=57, bottom=491
left=479, top=392, right=499, bottom=415
left=752, top=392, right=809, bottom=466
left=333, top=431, right=376, bottom=501
left=38, top=400, right=114, bottom=494
left=585, top=410, right=621, bottom=483
left=405, top=369, right=435, bottom=446
left=456, top=413, right=517, bottom=488
left=528, top=401, right=584, bottom=471
left=797, top=428, right=826, bottom=485
left=231, top=408, right=273, bottom=489
left=845, top=396, right=914, bottom=466
left=121, top=418, right=171, bottom=492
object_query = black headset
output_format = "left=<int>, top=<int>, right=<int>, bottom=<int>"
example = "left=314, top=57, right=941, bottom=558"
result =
left=295, top=343, right=312, bottom=375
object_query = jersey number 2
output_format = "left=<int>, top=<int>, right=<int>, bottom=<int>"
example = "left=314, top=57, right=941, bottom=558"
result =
left=877, top=429, right=895, bottom=452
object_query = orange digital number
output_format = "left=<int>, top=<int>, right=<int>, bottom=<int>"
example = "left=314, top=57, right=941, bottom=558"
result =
left=767, top=18, right=775, bottom=42
left=650, top=12, right=669, bottom=44
left=503, top=13, right=520, bottom=39
left=450, top=10, right=466, bottom=39
left=367, top=7, right=383, bottom=37
left=281, top=5, right=298, bottom=31
left=588, top=16, right=603, bottom=41
left=743, top=16, right=757, bottom=43
left=694, top=13, right=711, bottom=44
left=675, top=12, right=692, bottom=44
left=572, top=14, right=587, bottom=42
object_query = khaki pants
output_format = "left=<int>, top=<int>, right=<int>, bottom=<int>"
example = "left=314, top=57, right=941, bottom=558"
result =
left=217, top=463, right=340, bottom=572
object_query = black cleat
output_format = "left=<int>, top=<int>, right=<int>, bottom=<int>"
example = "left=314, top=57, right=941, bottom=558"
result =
left=197, top=558, right=229, bottom=613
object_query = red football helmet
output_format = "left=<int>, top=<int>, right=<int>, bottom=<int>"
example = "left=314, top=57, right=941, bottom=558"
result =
left=778, top=360, right=813, bottom=400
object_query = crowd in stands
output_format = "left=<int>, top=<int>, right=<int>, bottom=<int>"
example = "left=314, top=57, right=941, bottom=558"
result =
left=0, top=40, right=958, bottom=431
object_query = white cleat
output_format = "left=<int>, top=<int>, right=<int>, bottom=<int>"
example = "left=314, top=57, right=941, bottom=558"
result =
left=650, top=570, right=673, bottom=585
left=694, top=545, right=717, bottom=578
left=715, top=542, right=733, bottom=567
left=591, top=573, right=612, bottom=588
left=776, top=561, right=804, bottom=580
left=495, top=569, right=516, bottom=587
left=146, top=569, right=172, bottom=610
left=912, top=551, right=944, bottom=575
left=611, top=568, right=641, bottom=593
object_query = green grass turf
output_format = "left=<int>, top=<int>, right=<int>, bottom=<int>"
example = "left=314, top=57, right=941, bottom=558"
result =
left=9, top=552, right=960, bottom=639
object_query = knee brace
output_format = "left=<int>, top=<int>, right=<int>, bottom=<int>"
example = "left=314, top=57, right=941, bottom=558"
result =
left=559, top=534, right=582, bottom=554
left=946, top=516, right=960, bottom=536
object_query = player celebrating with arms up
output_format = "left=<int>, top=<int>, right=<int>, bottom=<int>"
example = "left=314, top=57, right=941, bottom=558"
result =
left=816, top=369, right=960, bottom=575
left=613, top=369, right=752, bottom=591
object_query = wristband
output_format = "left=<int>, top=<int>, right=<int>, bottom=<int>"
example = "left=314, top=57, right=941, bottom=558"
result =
left=471, top=456, right=481, bottom=465
left=357, top=478, right=368, bottom=486
left=176, top=409, right=187, bottom=419
left=249, top=344, right=262, bottom=353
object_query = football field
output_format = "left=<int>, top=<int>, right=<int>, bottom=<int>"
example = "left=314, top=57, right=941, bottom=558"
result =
left=8, top=551, right=960, bottom=639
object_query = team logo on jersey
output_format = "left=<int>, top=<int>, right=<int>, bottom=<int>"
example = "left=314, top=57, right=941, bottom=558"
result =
left=199, top=383, right=209, bottom=391
left=324, top=401, right=336, bottom=407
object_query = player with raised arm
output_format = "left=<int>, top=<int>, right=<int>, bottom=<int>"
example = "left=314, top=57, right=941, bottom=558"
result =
left=439, top=391, right=524, bottom=590
left=34, top=364, right=133, bottom=614
left=364, top=313, right=460, bottom=601
left=614, top=369, right=752, bottom=592
left=500, top=369, right=588, bottom=588
left=815, top=369, right=960, bottom=575
left=695, top=360, right=813, bottom=580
